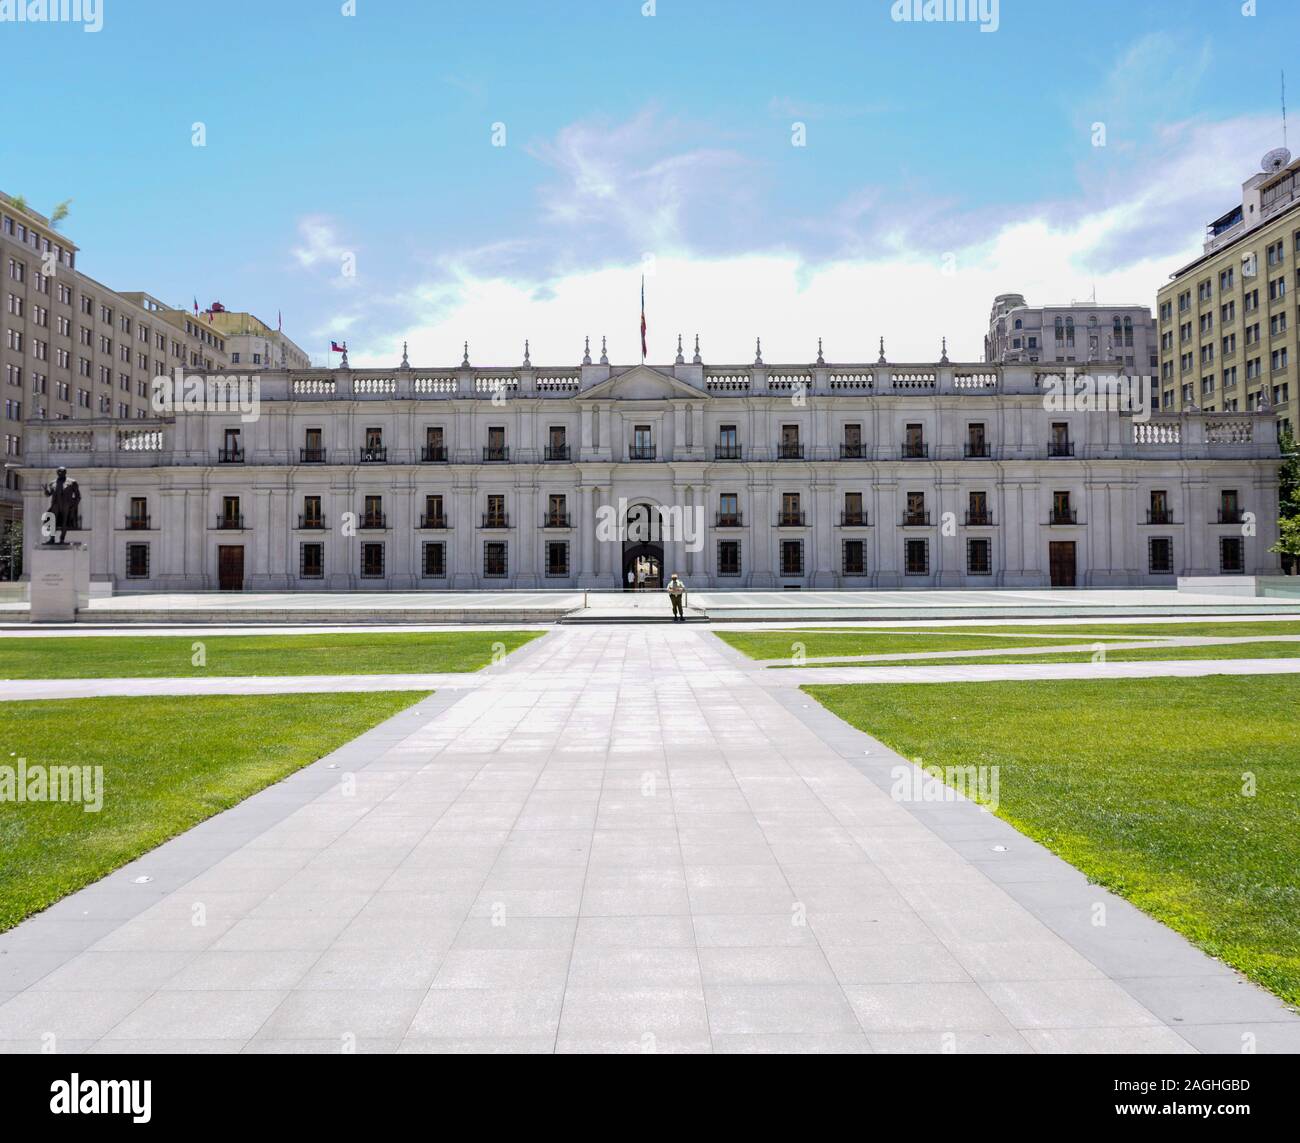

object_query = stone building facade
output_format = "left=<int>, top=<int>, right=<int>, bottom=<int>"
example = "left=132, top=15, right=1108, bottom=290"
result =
left=18, top=353, right=1283, bottom=591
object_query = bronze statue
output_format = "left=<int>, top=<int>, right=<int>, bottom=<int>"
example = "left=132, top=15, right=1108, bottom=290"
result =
left=43, top=467, right=81, bottom=545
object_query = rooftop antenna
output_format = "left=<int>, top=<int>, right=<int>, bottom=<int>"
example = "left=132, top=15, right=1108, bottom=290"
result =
left=1283, top=69, right=1289, bottom=150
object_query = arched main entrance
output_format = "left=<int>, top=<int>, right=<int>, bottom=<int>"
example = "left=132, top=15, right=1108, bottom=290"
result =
left=621, top=502, right=663, bottom=590
left=622, top=542, right=663, bottom=591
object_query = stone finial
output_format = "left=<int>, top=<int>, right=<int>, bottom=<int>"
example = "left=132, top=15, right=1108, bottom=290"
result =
left=600, top=335, right=609, bottom=365
left=940, top=336, right=949, bottom=364
left=583, top=335, right=592, bottom=365
left=675, top=334, right=685, bottom=365
left=400, top=340, right=410, bottom=370
left=461, top=341, right=470, bottom=368
left=877, top=336, right=886, bottom=365
left=692, top=334, right=701, bottom=364
left=816, top=337, right=825, bottom=366
left=523, top=339, right=531, bottom=366
left=754, top=337, right=763, bottom=365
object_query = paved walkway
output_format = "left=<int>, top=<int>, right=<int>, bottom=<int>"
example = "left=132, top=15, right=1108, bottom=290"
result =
left=1, top=627, right=1297, bottom=1053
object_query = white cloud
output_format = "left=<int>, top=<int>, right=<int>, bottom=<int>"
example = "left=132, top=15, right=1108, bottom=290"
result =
left=291, top=215, right=353, bottom=271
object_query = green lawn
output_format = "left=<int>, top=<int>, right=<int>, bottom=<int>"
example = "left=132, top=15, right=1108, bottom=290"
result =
left=717, top=621, right=1300, bottom=662
left=792, top=641, right=1300, bottom=667
left=804, top=675, right=1300, bottom=1006
left=0, top=630, right=542, bottom=679
left=0, top=691, right=428, bottom=931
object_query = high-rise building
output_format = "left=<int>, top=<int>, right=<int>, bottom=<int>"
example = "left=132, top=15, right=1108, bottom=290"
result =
left=1, top=190, right=304, bottom=527
left=985, top=294, right=1158, bottom=372
left=128, top=301, right=311, bottom=371
left=1156, top=149, right=1299, bottom=439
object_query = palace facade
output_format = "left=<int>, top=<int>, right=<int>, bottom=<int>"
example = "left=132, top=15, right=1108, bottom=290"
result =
left=18, top=352, right=1284, bottom=591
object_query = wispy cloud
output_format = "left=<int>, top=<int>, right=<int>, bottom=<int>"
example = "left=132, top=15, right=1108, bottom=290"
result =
left=291, top=215, right=353, bottom=271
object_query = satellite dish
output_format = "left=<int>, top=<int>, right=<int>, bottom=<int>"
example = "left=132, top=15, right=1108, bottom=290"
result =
left=1261, top=147, right=1291, bottom=172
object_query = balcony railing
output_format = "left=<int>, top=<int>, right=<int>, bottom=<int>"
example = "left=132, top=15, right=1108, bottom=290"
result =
left=840, top=511, right=869, bottom=526
left=421, top=445, right=448, bottom=463
left=964, top=442, right=990, bottom=458
left=902, top=511, right=931, bottom=526
left=776, top=511, right=806, bottom=526
left=901, top=443, right=928, bottom=459
left=299, top=447, right=326, bottom=463
left=124, top=515, right=151, bottom=530
left=542, top=513, right=571, bottom=528
left=1146, top=510, right=1175, bottom=524
left=297, top=515, right=326, bottom=530
left=1047, top=440, right=1075, bottom=457
left=1218, top=508, right=1245, bottom=524
left=482, top=513, right=510, bottom=528
left=216, top=514, right=244, bottom=530
left=965, top=511, right=994, bottom=526
left=419, top=514, right=449, bottom=529
left=217, top=447, right=244, bottom=463
left=360, top=513, right=387, bottom=529
left=359, top=447, right=387, bottom=463
left=483, top=446, right=509, bottom=462
left=544, top=444, right=570, bottom=461
left=629, top=445, right=657, bottom=461
left=1050, top=509, right=1078, bottom=525
left=777, top=443, right=804, bottom=460
left=839, top=443, right=864, bottom=459
left=715, top=444, right=743, bottom=460
left=715, top=513, right=743, bottom=527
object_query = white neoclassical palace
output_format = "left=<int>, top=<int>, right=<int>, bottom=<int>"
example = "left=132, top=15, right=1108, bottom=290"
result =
left=18, top=350, right=1285, bottom=591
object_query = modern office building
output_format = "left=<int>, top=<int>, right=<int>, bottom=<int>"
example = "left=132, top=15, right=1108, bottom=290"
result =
left=985, top=294, right=1158, bottom=372
left=19, top=349, right=1282, bottom=591
left=1156, top=149, right=1300, bottom=438
left=1, top=191, right=237, bottom=526
left=128, top=302, right=312, bottom=372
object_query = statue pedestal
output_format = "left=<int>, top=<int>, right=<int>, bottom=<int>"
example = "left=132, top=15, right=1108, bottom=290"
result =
left=29, top=544, right=90, bottom=623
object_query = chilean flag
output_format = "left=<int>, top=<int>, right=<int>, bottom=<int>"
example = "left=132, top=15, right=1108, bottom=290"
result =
left=640, top=276, right=647, bottom=361
left=331, top=340, right=347, bottom=354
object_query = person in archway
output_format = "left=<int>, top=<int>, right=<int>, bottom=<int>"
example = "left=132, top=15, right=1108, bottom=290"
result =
left=667, top=572, right=686, bottom=622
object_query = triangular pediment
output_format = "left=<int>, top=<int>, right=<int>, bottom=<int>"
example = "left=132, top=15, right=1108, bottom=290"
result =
left=578, top=365, right=705, bottom=401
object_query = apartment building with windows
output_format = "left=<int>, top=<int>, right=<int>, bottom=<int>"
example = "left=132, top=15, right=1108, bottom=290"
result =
left=19, top=350, right=1282, bottom=591
left=129, top=301, right=311, bottom=372
left=1156, top=149, right=1300, bottom=438
left=1, top=190, right=233, bottom=524
left=985, top=294, right=1158, bottom=372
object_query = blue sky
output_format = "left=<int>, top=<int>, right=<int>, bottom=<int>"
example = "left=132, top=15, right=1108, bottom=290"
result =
left=2, top=0, right=1296, bottom=364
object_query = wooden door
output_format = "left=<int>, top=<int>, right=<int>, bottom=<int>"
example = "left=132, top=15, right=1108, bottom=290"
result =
left=1048, top=541, right=1076, bottom=588
left=218, top=545, right=244, bottom=591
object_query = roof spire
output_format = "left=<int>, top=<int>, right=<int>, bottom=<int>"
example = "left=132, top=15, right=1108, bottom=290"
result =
left=675, top=333, right=685, bottom=364
left=877, top=336, right=886, bottom=365
left=599, top=335, right=608, bottom=365
left=461, top=341, right=470, bottom=368
left=582, top=335, right=592, bottom=365
left=523, top=338, right=531, bottom=366
left=754, top=337, right=763, bottom=365
left=692, top=333, right=701, bottom=364
left=940, top=336, right=949, bottom=364
left=400, top=340, right=409, bottom=370
left=816, top=337, right=825, bottom=366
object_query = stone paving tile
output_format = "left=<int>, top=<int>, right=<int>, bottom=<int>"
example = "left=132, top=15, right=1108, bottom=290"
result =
left=3, top=625, right=1298, bottom=1054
